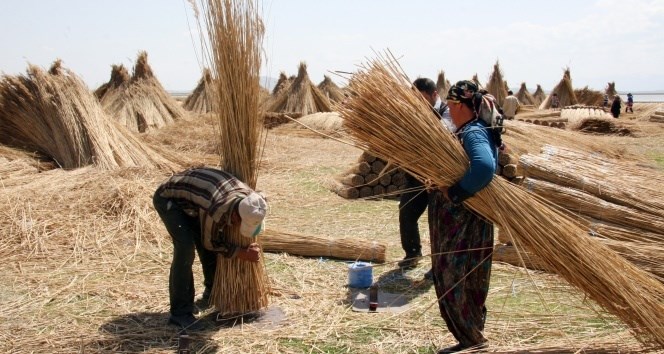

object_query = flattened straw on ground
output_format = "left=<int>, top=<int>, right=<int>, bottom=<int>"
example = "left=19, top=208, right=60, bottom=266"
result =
left=0, top=61, right=179, bottom=170
left=260, top=228, right=386, bottom=263
left=338, top=52, right=664, bottom=347
left=199, top=0, right=268, bottom=315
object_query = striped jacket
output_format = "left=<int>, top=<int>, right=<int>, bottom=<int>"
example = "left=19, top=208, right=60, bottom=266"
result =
left=156, top=167, right=254, bottom=255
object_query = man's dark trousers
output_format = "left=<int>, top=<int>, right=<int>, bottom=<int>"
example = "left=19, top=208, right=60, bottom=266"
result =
left=398, top=174, right=428, bottom=259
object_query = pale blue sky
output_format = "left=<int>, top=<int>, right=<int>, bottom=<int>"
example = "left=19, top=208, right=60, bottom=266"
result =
left=1, top=0, right=662, bottom=92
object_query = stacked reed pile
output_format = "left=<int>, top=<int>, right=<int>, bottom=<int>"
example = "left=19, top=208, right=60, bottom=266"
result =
left=574, top=86, right=604, bottom=106
left=338, top=52, right=664, bottom=347
left=471, top=73, right=480, bottom=86
left=260, top=228, right=386, bottom=263
left=0, top=60, right=179, bottom=170
left=317, top=75, right=345, bottom=103
left=435, top=70, right=451, bottom=99
left=516, top=82, right=536, bottom=106
left=486, top=61, right=508, bottom=106
left=271, top=71, right=292, bottom=95
left=267, top=62, right=332, bottom=115
left=649, top=110, right=664, bottom=123
left=94, top=64, right=130, bottom=99
left=97, top=51, right=187, bottom=133
left=198, top=0, right=268, bottom=315
left=183, top=68, right=216, bottom=113
left=606, top=82, right=618, bottom=100
left=539, top=68, right=578, bottom=109
left=331, top=151, right=407, bottom=199
left=532, top=84, right=546, bottom=106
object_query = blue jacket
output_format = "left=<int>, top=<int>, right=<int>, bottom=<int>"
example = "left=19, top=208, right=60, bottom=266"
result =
left=448, top=119, right=497, bottom=203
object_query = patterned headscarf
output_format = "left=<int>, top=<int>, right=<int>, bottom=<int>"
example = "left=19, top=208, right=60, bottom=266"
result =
left=447, top=80, right=479, bottom=109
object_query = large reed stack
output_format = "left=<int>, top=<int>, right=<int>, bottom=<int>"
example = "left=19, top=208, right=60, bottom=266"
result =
left=183, top=68, right=216, bottom=113
left=435, top=70, right=451, bottom=99
left=0, top=61, right=179, bottom=170
left=199, top=0, right=268, bottom=315
left=574, top=86, right=604, bottom=106
left=486, top=60, right=508, bottom=106
left=267, top=62, right=332, bottom=115
left=539, top=68, right=578, bottom=109
left=317, top=75, right=345, bottom=103
left=261, top=228, right=386, bottom=263
left=338, top=52, right=664, bottom=347
left=516, top=82, right=536, bottom=106
left=98, top=52, right=187, bottom=133
left=532, top=84, right=546, bottom=106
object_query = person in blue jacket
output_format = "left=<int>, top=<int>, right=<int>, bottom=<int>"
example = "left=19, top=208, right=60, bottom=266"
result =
left=428, top=80, right=497, bottom=353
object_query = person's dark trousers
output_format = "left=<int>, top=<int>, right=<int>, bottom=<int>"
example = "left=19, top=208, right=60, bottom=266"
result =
left=153, top=192, right=217, bottom=316
left=399, top=174, right=429, bottom=258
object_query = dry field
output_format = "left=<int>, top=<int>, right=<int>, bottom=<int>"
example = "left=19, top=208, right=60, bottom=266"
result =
left=1, top=105, right=663, bottom=353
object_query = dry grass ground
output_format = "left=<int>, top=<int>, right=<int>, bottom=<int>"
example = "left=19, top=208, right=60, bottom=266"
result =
left=1, top=108, right=663, bottom=353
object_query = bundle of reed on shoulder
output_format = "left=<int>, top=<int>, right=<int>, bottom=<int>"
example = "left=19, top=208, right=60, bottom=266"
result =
left=337, top=52, right=664, bottom=348
left=198, top=0, right=268, bottom=316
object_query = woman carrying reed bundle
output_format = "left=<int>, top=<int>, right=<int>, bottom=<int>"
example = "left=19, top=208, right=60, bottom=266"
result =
left=153, top=167, right=267, bottom=330
left=428, top=81, right=498, bottom=353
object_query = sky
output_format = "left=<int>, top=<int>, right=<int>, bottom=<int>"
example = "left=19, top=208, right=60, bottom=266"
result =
left=1, top=0, right=663, bottom=93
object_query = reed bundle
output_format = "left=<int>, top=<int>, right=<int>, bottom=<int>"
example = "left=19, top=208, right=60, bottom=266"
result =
left=260, top=228, right=386, bottom=263
left=183, top=68, right=216, bottom=113
left=516, top=82, right=536, bottom=106
left=267, top=62, right=332, bottom=115
left=486, top=61, right=508, bottom=106
left=519, top=147, right=664, bottom=220
left=533, top=84, right=546, bottom=106
left=98, top=51, right=187, bottom=133
left=539, top=68, right=578, bottom=109
left=198, top=0, right=268, bottom=315
left=333, top=153, right=406, bottom=199
left=337, top=53, right=664, bottom=347
left=0, top=61, right=179, bottom=170
left=435, top=70, right=451, bottom=99
left=317, top=75, right=345, bottom=103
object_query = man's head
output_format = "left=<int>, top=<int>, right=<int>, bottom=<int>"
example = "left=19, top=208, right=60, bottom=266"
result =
left=237, top=192, right=267, bottom=238
left=508, top=90, right=513, bottom=95
left=413, top=77, right=438, bottom=106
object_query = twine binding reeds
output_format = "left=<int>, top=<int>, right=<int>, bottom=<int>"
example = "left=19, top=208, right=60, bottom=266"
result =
left=198, top=0, right=268, bottom=315
left=337, top=51, right=664, bottom=347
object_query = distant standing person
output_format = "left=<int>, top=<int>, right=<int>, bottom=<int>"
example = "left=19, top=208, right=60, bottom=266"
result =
left=502, top=90, right=520, bottom=120
left=398, top=77, right=450, bottom=281
left=610, top=95, right=622, bottom=118
left=626, top=93, right=634, bottom=113
left=550, top=93, right=560, bottom=110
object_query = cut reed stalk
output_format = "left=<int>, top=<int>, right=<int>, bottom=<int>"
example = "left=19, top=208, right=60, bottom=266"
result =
left=338, top=52, right=664, bottom=347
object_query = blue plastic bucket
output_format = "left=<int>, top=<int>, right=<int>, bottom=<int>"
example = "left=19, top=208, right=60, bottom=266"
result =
left=348, top=261, right=373, bottom=288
